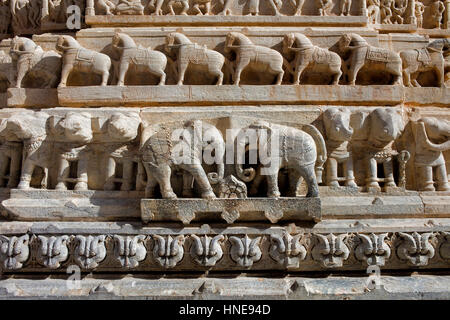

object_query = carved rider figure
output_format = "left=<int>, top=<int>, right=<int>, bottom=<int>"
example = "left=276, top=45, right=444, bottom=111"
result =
left=415, top=1, right=425, bottom=28
left=115, top=0, right=144, bottom=15
left=316, top=0, right=333, bottom=16
left=429, top=0, right=445, bottom=29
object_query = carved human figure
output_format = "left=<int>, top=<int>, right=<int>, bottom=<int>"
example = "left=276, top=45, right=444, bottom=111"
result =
left=112, top=32, right=167, bottom=86
left=192, top=0, right=212, bottom=15
left=140, top=120, right=225, bottom=199
left=115, top=0, right=144, bottom=14
left=53, top=112, right=93, bottom=191
left=56, top=35, right=111, bottom=87
left=167, top=0, right=189, bottom=15
left=400, top=39, right=449, bottom=87
left=291, top=0, right=305, bottom=15
left=47, top=0, right=83, bottom=23
left=414, top=0, right=425, bottom=28
left=165, top=32, right=224, bottom=85
left=283, top=33, right=342, bottom=85
left=340, top=0, right=352, bottom=16
left=10, top=36, right=62, bottom=89
left=353, top=108, right=405, bottom=189
left=412, top=117, right=450, bottom=191
left=0, top=0, right=11, bottom=34
left=380, top=0, right=394, bottom=23
left=234, top=120, right=327, bottom=198
left=367, top=0, right=381, bottom=24
left=102, top=113, right=141, bottom=191
left=95, top=0, right=116, bottom=15
left=323, top=108, right=357, bottom=188
left=428, top=0, right=445, bottom=29
left=268, top=0, right=283, bottom=15
left=391, top=0, right=407, bottom=24
left=225, top=32, right=284, bottom=85
left=316, top=0, right=332, bottom=16
left=10, top=0, right=40, bottom=33
left=337, top=33, right=403, bottom=85
left=2, top=112, right=51, bottom=190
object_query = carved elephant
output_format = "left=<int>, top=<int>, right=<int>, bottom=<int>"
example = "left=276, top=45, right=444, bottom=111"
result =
left=56, top=35, right=111, bottom=87
left=323, top=108, right=357, bottom=187
left=103, top=112, right=142, bottom=191
left=400, top=39, right=449, bottom=87
left=337, top=33, right=402, bottom=85
left=140, top=120, right=225, bottom=199
left=234, top=120, right=327, bottom=198
left=2, top=111, right=51, bottom=189
left=412, top=117, right=450, bottom=191
left=352, top=108, right=405, bottom=189
left=10, top=36, right=61, bottom=88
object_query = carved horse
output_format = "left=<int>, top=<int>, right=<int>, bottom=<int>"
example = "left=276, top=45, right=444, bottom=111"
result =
left=56, top=35, right=111, bottom=87
left=338, top=33, right=403, bottom=85
left=400, top=39, right=450, bottom=87
left=10, top=36, right=61, bottom=88
left=283, top=33, right=342, bottom=85
left=225, top=32, right=284, bottom=85
left=112, top=32, right=167, bottom=86
left=165, top=32, right=225, bottom=85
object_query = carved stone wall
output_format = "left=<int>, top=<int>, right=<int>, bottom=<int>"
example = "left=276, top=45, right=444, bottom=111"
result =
left=0, top=0, right=449, bottom=300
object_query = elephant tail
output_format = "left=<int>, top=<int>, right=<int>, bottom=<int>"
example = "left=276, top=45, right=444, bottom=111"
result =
left=302, top=124, right=327, bottom=184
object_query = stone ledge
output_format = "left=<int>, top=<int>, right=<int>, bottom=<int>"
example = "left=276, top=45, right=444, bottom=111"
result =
left=6, top=88, right=59, bottom=108
left=141, top=197, right=321, bottom=224
left=0, top=275, right=449, bottom=299
left=85, top=15, right=369, bottom=28
left=57, top=85, right=450, bottom=107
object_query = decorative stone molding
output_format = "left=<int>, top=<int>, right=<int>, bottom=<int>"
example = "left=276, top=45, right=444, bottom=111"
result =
left=396, top=232, right=436, bottom=266
left=190, top=235, right=225, bottom=267
left=229, top=235, right=262, bottom=267
left=113, top=235, right=147, bottom=268
left=269, top=233, right=307, bottom=268
left=354, top=233, right=391, bottom=266
left=152, top=235, right=185, bottom=268
left=74, top=235, right=107, bottom=269
left=35, top=235, right=69, bottom=269
left=311, top=233, right=350, bottom=267
left=0, top=235, right=29, bottom=270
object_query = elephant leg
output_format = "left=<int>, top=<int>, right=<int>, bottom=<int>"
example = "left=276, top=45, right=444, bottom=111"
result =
left=326, top=157, right=339, bottom=187
left=117, top=62, right=128, bottom=86
left=297, top=163, right=319, bottom=198
left=182, top=163, right=215, bottom=199
left=266, top=171, right=280, bottom=198
left=383, top=158, right=396, bottom=187
left=177, top=62, right=188, bottom=85
left=121, top=160, right=133, bottom=191
left=55, top=158, right=70, bottom=190
left=344, top=155, right=357, bottom=187
left=287, top=169, right=302, bottom=197
left=366, top=157, right=379, bottom=188
left=274, top=68, right=284, bottom=85
left=435, top=65, right=444, bottom=87
left=143, top=162, right=158, bottom=198
left=58, top=64, right=72, bottom=88
left=75, top=159, right=88, bottom=190
left=417, top=165, right=434, bottom=191
left=182, top=171, right=195, bottom=198
left=8, top=152, right=21, bottom=188
left=135, top=162, right=146, bottom=191
left=17, top=160, right=35, bottom=190
left=154, top=163, right=177, bottom=199
left=403, top=70, right=412, bottom=87
left=104, top=157, right=116, bottom=191
left=435, top=164, right=450, bottom=191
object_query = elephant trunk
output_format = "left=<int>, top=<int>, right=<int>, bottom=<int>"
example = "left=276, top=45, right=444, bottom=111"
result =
left=208, top=162, right=224, bottom=185
left=235, top=131, right=256, bottom=183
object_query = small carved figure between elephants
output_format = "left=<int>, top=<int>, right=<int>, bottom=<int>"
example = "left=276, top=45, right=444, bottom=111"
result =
left=352, top=108, right=406, bottom=190
left=56, top=35, right=111, bottom=87
left=412, top=117, right=450, bottom=191
left=316, top=0, right=332, bottom=16
left=102, top=113, right=141, bottom=191
left=340, top=0, right=352, bottom=16
left=234, top=120, right=327, bottom=198
left=367, top=0, right=381, bottom=24
left=140, top=120, right=225, bottom=199
left=165, top=32, right=225, bottom=85
left=323, top=108, right=357, bottom=188
left=10, top=36, right=62, bottom=89
left=337, top=33, right=403, bottom=85
left=400, top=39, right=449, bottom=87
left=112, top=32, right=167, bottom=86
left=283, top=33, right=342, bottom=85
left=225, top=32, right=284, bottom=85
left=53, top=112, right=93, bottom=191
left=414, top=1, right=425, bottom=28
left=115, top=0, right=145, bottom=15
left=428, top=0, right=445, bottom=29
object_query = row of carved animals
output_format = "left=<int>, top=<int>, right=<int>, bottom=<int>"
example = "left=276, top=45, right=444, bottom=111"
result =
left=0, top=108, right=448, bottom=198
left=0, top=32, right=449, bottom=89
